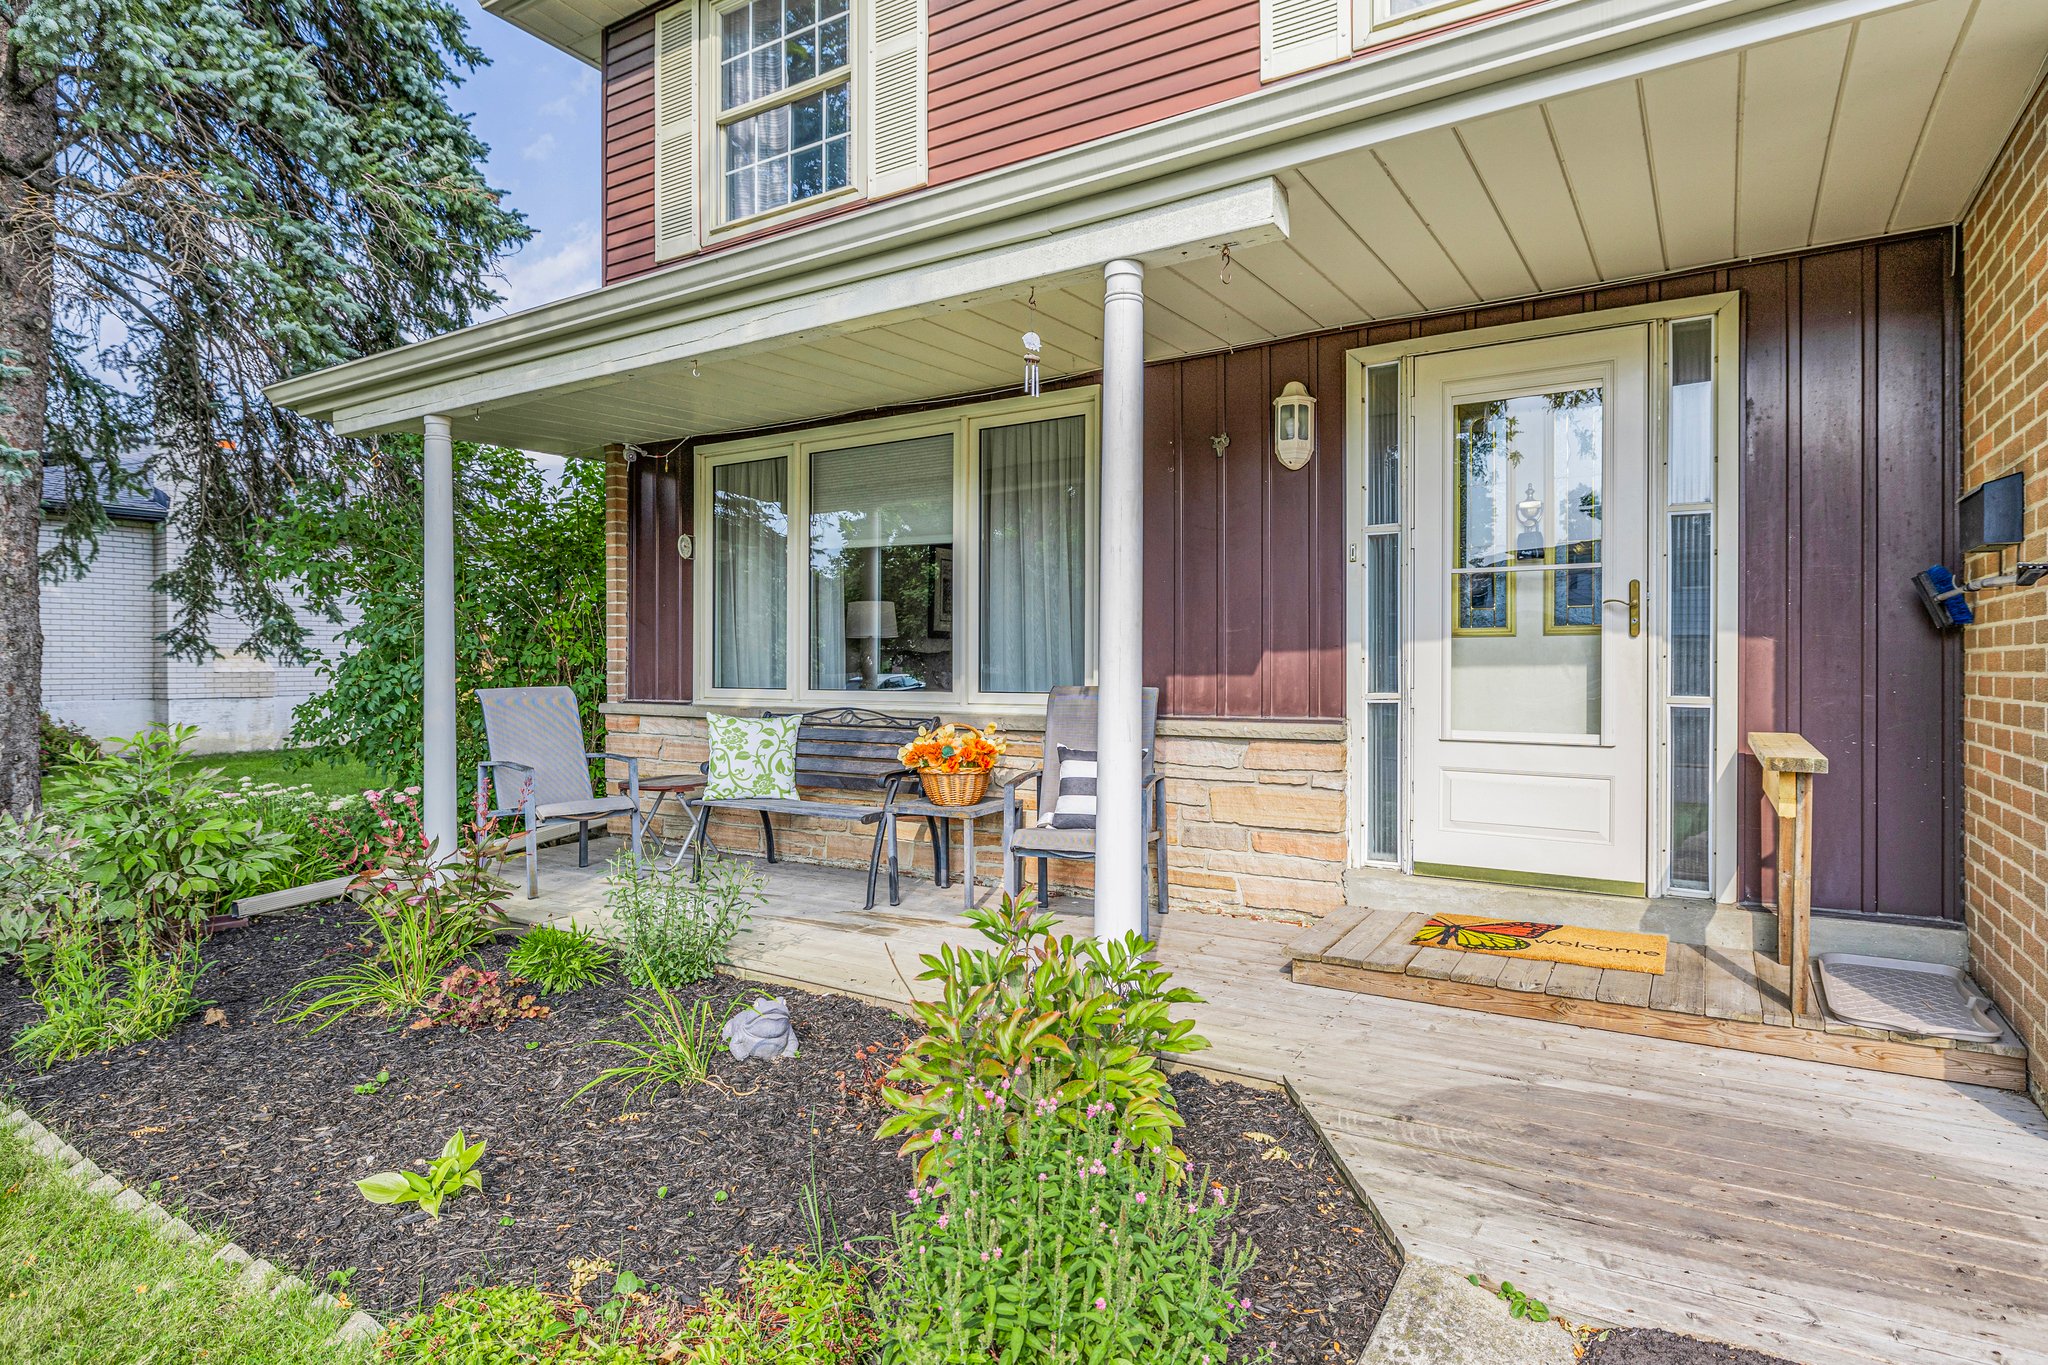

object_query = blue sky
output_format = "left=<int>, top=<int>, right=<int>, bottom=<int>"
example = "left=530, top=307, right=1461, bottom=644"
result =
left=448, top=0, right=604, bottom=316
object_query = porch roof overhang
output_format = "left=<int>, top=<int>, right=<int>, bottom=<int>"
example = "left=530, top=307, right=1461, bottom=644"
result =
left=267, top=0, right=2048, bottom=457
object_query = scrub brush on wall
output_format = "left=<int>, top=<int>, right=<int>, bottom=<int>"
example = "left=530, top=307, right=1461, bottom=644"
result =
left=1913, top=565, right=1973, bottom=630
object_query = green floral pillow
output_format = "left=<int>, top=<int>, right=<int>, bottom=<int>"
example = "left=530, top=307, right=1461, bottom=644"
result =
left=705, top=714, right=801, bottom=800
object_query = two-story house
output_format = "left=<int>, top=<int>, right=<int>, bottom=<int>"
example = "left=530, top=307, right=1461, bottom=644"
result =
left=272, top=0, right=2048, bottom=1108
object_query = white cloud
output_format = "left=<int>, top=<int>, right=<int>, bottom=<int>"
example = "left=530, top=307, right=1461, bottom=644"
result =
left=486, top=221, right=601, bottom=317
left=520, top=132, right=559, bottom=163
left=537, top=69, right=598, bottom=120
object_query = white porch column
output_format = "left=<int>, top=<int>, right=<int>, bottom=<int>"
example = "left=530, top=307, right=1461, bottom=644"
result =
left=1096, top=259, right=1146, bottom=942
left=422, top=413, right=459, bottom=857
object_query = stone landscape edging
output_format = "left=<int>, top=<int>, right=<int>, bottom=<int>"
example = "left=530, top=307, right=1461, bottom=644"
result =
left=0, top=1100, right=380, bottom=1351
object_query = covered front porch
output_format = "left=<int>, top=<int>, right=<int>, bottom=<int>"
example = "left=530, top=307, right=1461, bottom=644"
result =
left=508, top=834, right=2048, bottom=1365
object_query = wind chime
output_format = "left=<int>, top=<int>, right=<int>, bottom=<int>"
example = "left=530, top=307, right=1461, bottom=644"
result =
left=1020, top=286, right=1042, bottom=396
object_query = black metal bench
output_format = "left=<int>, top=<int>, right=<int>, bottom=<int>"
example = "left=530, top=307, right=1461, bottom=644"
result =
left=672, top=707, right=939, bottom=911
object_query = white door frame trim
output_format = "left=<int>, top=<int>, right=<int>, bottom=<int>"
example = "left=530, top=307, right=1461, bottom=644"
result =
left=1342, top=291, right=1743, bottom=902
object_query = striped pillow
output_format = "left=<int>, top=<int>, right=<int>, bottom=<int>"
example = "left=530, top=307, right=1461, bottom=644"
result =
left=1041, top=746, right=1099, bottom=829
left=1039, top=746, right=1150, bottom=830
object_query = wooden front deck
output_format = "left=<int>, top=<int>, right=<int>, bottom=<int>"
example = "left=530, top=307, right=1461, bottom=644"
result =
left=1291, top=907, right=2029, bottom=1092
left=513, top=839, right=2048, bottom=1365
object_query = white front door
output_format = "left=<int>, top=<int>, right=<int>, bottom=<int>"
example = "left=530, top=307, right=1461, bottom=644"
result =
left=1410, top=327, right=1651, bottom=896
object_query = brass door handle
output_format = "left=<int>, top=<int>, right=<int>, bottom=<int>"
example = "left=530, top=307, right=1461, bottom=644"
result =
left=1602, top=580, right=1641, bottom=638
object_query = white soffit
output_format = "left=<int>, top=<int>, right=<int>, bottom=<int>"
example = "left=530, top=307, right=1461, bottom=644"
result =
left=328, top=179, right=1290, bottom=454
left=1268, top=0, right=2048, bottom=307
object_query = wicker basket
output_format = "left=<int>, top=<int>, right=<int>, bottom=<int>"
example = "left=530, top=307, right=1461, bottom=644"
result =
left=918, top=768, right=991, bottom=807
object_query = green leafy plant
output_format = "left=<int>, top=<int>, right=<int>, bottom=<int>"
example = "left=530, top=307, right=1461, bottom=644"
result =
left=880, top=892, right=1208, bottom=1179
left=43, top=726, right=297, bottom=945
left=605, top=851, right=759, bottom=990
left=0, top=812, right=85, bottom=968
left=506, top=923, right=615, bottom=995
left=10, top=894, right=208, bottom=1067
left=352, top=1070, right=392, bottom=1096
left=356, top=1130, right=486, bottom=1220
left=572, top=984, right=726, bottom=1108
left=37, top=712, right=96, bottom=774
left=1469, top=1274, right=1552, bottom=1322
left=878, top=1090, right=1257, bottom=1364
left=281, top=804, right=509, bottom=1031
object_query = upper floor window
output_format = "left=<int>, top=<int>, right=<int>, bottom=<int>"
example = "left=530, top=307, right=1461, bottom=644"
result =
left=1261, top=0, right=1544, bottom=82
left=652, top=0, right=929, bottom=263
left=718, top=0, right=854, bottom=222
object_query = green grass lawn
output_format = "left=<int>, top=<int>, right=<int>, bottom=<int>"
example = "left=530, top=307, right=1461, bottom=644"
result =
left=0, top=1121, right=367, bottom=1364
left=172, top=748, right=388, bottom=800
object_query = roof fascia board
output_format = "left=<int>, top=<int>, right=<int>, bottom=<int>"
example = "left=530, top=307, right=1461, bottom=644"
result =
left=271, top=0, right=1917, bottom=423
left=325, top=179, right=1289, bottom=434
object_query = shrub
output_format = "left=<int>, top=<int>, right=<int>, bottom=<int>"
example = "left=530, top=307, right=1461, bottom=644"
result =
left=301, top=788, right=426, bottom=877
left=37, top=711, right=95, bottom=774
left=879, top=893, right=1208, bottom=1179
left=605, top=851, right=758, bottom=990
left=572, top=984, right=726, bottom=1108
left=878, top=1093, right=1257, bottom=1364
left=42, top=725, right=296, bottom=944
left=11, top=895, right=207, bottom=1067
left=283, top=899, right=475, bottom=1032
left=0, top=813, right=85, bottom=968
left=506, top=923, right=615, bottom=995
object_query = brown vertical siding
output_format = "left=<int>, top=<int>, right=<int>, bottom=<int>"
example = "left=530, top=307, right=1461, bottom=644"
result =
left=626, top=443, right=693, bottom=700
left=603, top=12, right=658, bottom=286
left=928, top=0, right=1261, bottom=185
left=617, top=233, right=1960, bottom=916
left=1347, top=235, right=1962, bottom=919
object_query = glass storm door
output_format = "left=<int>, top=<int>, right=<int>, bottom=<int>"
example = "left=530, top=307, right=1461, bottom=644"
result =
left=1410, top=328, right=1651, bottom=896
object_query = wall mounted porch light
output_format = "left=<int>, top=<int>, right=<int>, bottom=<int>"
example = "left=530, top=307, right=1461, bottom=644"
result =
left=1273, top=381, right=1316, bottom=469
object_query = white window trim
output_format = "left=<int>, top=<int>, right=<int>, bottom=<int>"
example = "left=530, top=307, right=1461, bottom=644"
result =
left=1351, top=0, right=1552, bottom=52
left=700, top=0, right=863, bottom=242
left=1341, top=293, right=1742, bottom=902
left=693, top=388, right=1101, bottom=719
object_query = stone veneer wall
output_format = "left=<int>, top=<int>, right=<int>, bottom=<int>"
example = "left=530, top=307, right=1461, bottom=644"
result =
left=602, top=708, right=1349, bottom=922
left=1960, top=74, right=2048, bottom=1104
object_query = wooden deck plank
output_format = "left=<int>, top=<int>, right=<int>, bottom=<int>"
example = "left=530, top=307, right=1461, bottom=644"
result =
left=1287, top=906, right=1367, bottom=963
left=1492, top=956, right=1556, bottom=993
left=1701, top=946, right=1765, bottom=1023
left=1544, top=962, right=1605, bottom=1000
left=1289, top=959, right=2028, bottom=1091
left=1356, top=913, right=1430, bottom=973
left=1322, top=907, right=1411, bottom=969
left=1406, top=945, right=1468, bottom=980
left=1752, top=951, right=1794, bottom=1026
left=1595, top=964, right=1656, bottom=1007
left=1650, top=943, right=1710, bottom=1014
left=1445, top=948, right=1512, bottom=986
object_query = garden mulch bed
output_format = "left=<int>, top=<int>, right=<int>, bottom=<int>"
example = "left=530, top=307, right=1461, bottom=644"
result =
left=1581, top=1330, right=1797, bottom=1365
left=0, top=908, right=1396, bottom=1362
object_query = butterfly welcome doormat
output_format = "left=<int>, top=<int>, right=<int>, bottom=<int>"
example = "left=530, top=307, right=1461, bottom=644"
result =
left=1409, top=914, right=1669, bottom=974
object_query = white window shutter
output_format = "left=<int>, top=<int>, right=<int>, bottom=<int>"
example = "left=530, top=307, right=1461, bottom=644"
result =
left=1260, top=0, right=1351, bottom=81
left=652, top=0, right=701, bottom=262
left=864, top=0, right=929, bottom=199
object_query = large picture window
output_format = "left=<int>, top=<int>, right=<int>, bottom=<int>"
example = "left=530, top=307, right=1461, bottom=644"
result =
left=697, top=395, right=1096, bottom=708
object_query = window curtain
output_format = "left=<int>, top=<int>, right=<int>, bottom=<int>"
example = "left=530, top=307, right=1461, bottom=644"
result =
left=712, top=456, right=788, bottom=689
left=979, top=416, right=1086, bottom=693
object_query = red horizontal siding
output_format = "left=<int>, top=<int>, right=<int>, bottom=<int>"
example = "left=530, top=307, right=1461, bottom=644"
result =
left=602, top=11, right=658, bottom=285
left=928, top=0, right=1260, bottom=185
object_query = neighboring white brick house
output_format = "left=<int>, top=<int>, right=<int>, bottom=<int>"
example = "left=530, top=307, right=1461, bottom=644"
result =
left=39, top=459, right=351, bottom=752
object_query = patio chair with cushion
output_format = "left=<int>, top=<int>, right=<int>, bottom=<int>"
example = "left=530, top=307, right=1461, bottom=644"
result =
left=999, top=685, right=1167, bottom=937
left=476, top=685, right=644, bottom=897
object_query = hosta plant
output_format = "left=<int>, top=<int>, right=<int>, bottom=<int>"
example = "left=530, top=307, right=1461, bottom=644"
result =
left=879, top=893, right=1207, bottom=1179
left=357, top=1130, right=487, bottom=1219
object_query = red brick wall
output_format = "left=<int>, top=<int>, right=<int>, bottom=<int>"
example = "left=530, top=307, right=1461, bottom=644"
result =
left=1960, top=76, right=2048, bottom=1101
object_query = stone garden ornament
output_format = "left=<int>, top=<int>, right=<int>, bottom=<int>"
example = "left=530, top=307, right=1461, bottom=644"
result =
left=723, top=996, right=799, bottom=1061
